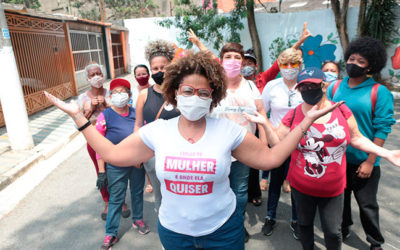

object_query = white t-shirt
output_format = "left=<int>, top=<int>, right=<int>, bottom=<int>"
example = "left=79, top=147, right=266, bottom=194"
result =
left=261, top=78, right=303, bottom=128
left=139, top=116, right=247, bottom=236
left=209, top=78, right=261, bottom=134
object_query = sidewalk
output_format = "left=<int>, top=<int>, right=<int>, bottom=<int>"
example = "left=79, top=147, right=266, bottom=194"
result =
left=0, top=73, right=137, bottom=191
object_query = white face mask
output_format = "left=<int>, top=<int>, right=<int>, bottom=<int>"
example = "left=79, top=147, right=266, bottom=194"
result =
left=111, top=92, right=129, bottom=108
left=89, top=75, right=104, bottom=88
left=177, top=95, right=212, bottom=121
left=281, top=67, right=300, bottom=80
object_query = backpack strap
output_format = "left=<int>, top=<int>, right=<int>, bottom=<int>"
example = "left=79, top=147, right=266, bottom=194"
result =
left=332, top=79, right=342, bottom=98
left=371, top=83, right=380, bottom=117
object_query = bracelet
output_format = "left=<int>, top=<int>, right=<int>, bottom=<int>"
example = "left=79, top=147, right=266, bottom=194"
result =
left=300, top=124, right=307, bottom=137
left=77, top=120, right=91, bottom=131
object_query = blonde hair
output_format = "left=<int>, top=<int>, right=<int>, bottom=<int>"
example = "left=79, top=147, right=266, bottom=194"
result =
left=278, top=48, right=303, bottom=65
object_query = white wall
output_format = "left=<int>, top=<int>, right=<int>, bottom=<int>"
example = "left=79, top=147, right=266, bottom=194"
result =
left=123, top=6, right=400, bottom=80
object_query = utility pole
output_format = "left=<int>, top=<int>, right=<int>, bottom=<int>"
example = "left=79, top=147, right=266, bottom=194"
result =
left=0, top=2, right=34, bottom=150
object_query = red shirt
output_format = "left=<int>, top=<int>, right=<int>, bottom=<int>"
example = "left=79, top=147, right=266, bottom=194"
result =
left=256, top=60, right=280, bottom=93
left=282, top=102, right=353, bottom=197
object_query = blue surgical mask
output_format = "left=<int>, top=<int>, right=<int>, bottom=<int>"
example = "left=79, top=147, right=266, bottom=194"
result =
left=324, top=72, right=338, bottom=84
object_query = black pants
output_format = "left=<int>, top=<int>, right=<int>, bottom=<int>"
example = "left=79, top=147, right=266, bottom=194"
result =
left=342, top=163, right=384, bottom=247
left=292, top=188, right=343, bottom=250
left=247, top=168, right=262, bottom=201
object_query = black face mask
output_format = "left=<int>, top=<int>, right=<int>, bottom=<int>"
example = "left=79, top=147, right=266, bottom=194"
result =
left=152, top=71, right=164, bottom=85
left=346, top=63, right=367, bottom=78
left=300, top=88, right=324, bottom=105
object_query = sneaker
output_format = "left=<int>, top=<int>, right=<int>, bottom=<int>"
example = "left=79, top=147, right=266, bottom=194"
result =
left=100, top=235, right=118, bottom=250
left=262, top=219, right=276, bottom=236
left=290, top=221, right=301, bottom=240
left=132, top=220, right=150, bottom=235
left=342, top=226, right=351, bottom=241
left=245, top=228, right=250, bottom=243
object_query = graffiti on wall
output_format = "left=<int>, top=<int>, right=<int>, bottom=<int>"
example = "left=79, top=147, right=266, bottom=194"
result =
left=300, top=34, right=337, bottom=68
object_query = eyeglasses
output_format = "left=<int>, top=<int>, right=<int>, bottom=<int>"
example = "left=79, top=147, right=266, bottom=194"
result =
left=179, top=85, right=213, bottom=100
left=288, top=90, right=296, bottom=107
left=297, top=83, right=322, bottom=92
left=280, top=62, right=300, bottom=69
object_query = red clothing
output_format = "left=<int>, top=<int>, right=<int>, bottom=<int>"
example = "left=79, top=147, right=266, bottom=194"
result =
left=256, top=60, right=280, bottom=93
left=282, top=102, right=353, bottom=197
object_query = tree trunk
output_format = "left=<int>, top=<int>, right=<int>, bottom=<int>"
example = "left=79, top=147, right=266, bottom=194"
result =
left=246, top=0, right=263, bottom=72
left=357, top=0, right=368, bottom=37
left=331, top=0, right=350, bottom=52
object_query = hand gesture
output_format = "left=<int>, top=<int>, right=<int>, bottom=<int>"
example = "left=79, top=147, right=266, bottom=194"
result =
left=97, top=95, right=105, bottom=104
left=243, top=111, right=267, bottom=125
left=300, top=22, right=312, bottom=42
left=386, top=150, right=400, bottom=167
left=91, top=97, right=99, bottom=106
left=44, top=91, right=80, bottom=117
left=305, top=101, right=344, bottom=122
left=188, top=28, right=200, bottom=46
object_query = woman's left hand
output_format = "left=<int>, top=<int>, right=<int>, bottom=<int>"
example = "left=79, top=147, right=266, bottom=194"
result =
left=386, top=150, right=400, bottom=167
left=243, top=111, right=267, bottom=125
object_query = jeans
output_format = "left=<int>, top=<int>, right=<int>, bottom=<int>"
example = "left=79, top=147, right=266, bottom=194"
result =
left=262, top=170, right=270, bottom=180
left=229, top=161, right=250, bottom=215
left=105, top=164, right=145, bottom=237
left=158, top=208, right=244, bottom=250
left=292, top=188, right=343, bottom=250
left=143, top=156, right=162, bottom=213
left=266, top=157, right=297, bottom=221
left=342, top=163, right=384, bottom=247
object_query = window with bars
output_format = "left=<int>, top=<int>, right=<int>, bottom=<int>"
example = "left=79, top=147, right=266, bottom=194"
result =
left=69, top=31, right=106, bottom=72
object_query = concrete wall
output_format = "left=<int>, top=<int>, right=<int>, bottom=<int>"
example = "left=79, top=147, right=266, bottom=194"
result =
left=123, top=6, right=400, bottom=81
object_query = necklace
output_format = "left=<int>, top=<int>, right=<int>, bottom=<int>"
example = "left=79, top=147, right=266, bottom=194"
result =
left=178, top=119, right=205, bottom=144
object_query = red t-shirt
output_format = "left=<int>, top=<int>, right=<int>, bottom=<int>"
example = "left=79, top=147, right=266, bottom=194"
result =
left=282, top=102, right=353, bottom=197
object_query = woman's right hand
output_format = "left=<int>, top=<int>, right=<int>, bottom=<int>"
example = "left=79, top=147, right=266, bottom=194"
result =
left=44, top=91, right=80, bottom=117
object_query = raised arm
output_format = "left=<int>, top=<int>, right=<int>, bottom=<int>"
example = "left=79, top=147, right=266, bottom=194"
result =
left=292, top=22, right=311, bottom=50
left=188, top=29, right=218, bottom=59
left=44, top=92, right=154, bottom=167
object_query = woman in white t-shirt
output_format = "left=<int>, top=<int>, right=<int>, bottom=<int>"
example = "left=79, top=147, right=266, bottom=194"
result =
left=45, top=51, right=341, bottom=250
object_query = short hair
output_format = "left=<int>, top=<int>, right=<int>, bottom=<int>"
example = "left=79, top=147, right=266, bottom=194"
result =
left=133, top=64, right=149, bottom=76
left=162, top=51, right=227, bottom=110
left=145, top=39, right=175, bottom=63
left=219, top=42, right=244, bottom=60
left=84, top=62, right=104, bottom=79
left=278, top=48, right=303, bottom=65
left=322, top=60, right=341, bottom=74
left=344, top=37, right=387, bottom=74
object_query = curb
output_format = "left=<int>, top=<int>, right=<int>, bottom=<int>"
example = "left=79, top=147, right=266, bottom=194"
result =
left=0, top=130, right=80, bottom=192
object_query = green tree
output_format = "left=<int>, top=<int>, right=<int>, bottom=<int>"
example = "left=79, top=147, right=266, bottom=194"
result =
left=158, top=1, right=266, bottom=70
left=3, top=0, right=40, bottom=9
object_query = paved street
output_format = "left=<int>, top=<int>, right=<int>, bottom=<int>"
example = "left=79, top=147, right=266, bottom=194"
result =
left=0, top=125, right=399, bottom=250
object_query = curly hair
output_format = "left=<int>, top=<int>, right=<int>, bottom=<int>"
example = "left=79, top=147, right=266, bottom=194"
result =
left=344, top=37, right=387, bottom=74
left=145, top=39, right=176, bottom=63
left=278, top=48, right=303, bottom=65
left=162, top=51, right=227, bottom=109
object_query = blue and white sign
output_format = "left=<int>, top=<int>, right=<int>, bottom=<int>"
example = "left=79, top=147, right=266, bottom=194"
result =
left=2, top=28, right=10, bottom=39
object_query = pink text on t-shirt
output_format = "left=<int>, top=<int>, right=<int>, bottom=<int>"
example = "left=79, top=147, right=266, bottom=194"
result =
left=164, top=156, right=216, bottom=174
left=165, top=180, right=213, bottom=195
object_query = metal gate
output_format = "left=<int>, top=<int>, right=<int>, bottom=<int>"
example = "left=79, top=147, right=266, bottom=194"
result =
left=0, top=13, right=76, bottom=127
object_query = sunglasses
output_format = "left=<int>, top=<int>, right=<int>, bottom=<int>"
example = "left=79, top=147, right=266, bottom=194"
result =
left=280, top=62, right=300, bottom=69
left=179, top=85, right=213, bottom=100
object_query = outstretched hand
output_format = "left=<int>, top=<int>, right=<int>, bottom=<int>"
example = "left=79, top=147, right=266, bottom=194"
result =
left=243, top=111, right=267, bottom=125
left=187, top=28, right=200, bottom=45
left=386, top=150, right=400, bottom=167
left=305, top=101, right=345, bottom=122
left=44, top=91, right=80, bottom=117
